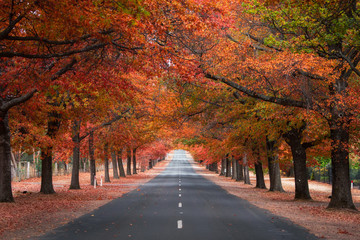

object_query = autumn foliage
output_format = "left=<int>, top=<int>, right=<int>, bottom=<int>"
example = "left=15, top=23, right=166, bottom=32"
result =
left=1, top=0, right=360, bottom=214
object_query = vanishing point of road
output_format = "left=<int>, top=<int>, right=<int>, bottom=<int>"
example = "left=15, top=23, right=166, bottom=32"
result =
left=37, top=150, right=317, bottom=240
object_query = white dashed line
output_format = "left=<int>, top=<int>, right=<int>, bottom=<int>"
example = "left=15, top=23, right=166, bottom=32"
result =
left=178, top=202, right=182, bottom=208
left=179, top=194, right=181, bottom=197
left=177, top=220, right=183, bottom=229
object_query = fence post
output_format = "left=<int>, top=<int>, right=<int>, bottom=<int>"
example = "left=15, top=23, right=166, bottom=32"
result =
left=18, top=162, right=21, bottom=181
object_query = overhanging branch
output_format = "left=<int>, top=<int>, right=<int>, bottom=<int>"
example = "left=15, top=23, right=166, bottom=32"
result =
left=204, top=73, right=309, bottom=109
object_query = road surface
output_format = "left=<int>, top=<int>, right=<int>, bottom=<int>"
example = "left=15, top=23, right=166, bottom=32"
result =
left=37, top=150, right=317, bottom=240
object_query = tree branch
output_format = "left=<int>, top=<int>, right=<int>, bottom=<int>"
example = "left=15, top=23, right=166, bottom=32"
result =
left=79, top=108, right=131, bottom=141
left=50, top=58, right=78, bottom=81
left=0, top=43, right=107, bottom=59
left=0, top=14, right=25, bottom=40
left=204, top=73, right=309, bottom=109
left=246, top=33, right=283, bottom=52
left=295, top=69, right=326, bottom=80
left=1, top=89, right=37, bottom=112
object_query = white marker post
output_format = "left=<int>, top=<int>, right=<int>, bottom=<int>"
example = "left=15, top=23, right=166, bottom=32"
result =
left=351, top=180, right=353, bottom=189
left=100, top=175, right=103, bottom=186
left=94, top=175, right=97, bottom=189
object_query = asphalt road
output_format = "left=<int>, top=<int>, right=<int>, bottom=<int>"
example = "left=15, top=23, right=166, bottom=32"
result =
left=37, top=150, right=317, bottom=240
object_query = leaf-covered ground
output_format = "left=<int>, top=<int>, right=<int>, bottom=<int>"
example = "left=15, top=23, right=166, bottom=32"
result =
left=0, top=159, right=169, bottom=240
left=195, top=164, right=360, bottom=240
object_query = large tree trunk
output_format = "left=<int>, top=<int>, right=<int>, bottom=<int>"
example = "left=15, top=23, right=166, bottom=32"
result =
left=231, top=158, right=236, bottom=179
left=220, top=158, right=225, bottom=176
left=40, top=110, right=61, bottom=194
left=266, top=138, right=284, bottom=192
left=111, top=149, right=119, bottom=179
left=132, top=148, right=137, bottom=174
left=255, top=161, right=266, bottom=189
left=40, top=146, right=55, bottom=194
left=235, top=160, right=244, bottom=182
left=70, top=120, right=81, bottom=189
left=243, top=153, right=251, bottom=185
left=104, top=143, right=110, bottom=183
left=89, top=132, right=96, bottom=186
left=118, top=150, right=126, bottom=177
left=126, top=147, right=132, bottom=175
left=253, top=147, right=266, bottom=189
left=327, top=115, right=356, bottom=209
left=0, top=111, right=14, bottom=202
left=0, top=90, right=36, bottom=201
left=283, top=125, right=311, bottom=200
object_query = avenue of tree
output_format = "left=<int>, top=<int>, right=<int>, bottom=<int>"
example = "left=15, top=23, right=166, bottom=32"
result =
left=1, top=0, right=360, bottom=212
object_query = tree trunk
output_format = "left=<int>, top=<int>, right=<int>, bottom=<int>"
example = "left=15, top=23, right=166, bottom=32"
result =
left=0, top=111, right=14, bottom=202
left=70, top=120, right=81, bottom=189
left=213, top=162, right=218, bottom=173
left=132, top=148, right=137, bottom=174
left=104, top=143, right=110, bottom=182
left=266, top=138, right=284, bottom=192
left=255, top=161, right=266, bottom=189
left=235, top=160, right=244, bottom=181
left=287, top=166, right=295, bottom=177
left=283, top=126, right=311, bottom=200
left=231, top=158, right=236, bottom=179
left=111, top=149, right=119, bottom=179
left=327, top=116, right=356, bottom=209
left=209, top=162, right=218, bottom=172
left=208, top=162, right=213, bottom=171
left=225, top=156, right=231, bottom=177
left=40, top=146, right=55, bottom=194
left=220, top=158, right=225, bottom=176
left=126, top=147, right=132, bottom=175
left=40, top=110, right=61, bottom=194
left=118, top=150, right=126, bottom=177
left=149, top=159, right=153, bottom=169
left=89, top=132, right=96, bottom=186
left=243, top=153, right=251, bottom=185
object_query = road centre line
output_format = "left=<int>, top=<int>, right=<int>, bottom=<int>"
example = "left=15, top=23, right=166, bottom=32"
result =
left=177, top=220, right=183, bottom=229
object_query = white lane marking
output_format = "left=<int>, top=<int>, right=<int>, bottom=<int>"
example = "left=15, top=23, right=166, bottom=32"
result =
left=177, top=220, right=183, bottom=229
left=179, top=194, right=181, bottom=197
left=180, top=212, right=183, bottom=214
left=179, top=184, right=181, bottom=187
left=179, top=188, right=181, bottom=191
left=178, top=202, right=182, bottom=207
